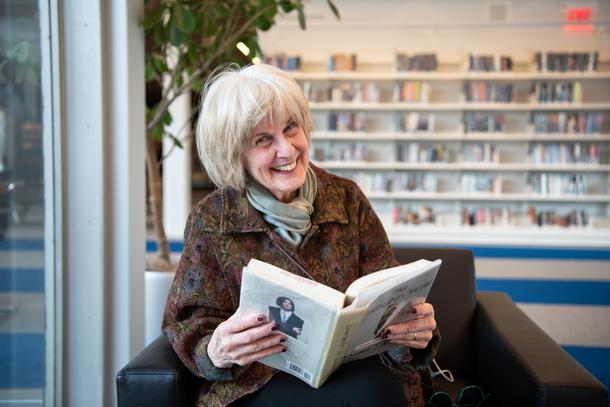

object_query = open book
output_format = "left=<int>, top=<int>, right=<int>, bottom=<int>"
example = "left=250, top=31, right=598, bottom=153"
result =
left=239, top=257, right=441, bottom=388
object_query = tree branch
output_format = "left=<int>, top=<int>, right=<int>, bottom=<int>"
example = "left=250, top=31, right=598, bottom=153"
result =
left=146, top=2, right=277, bottom=133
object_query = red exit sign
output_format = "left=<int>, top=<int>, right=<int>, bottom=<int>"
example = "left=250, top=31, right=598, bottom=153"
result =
left=564, top=7, right=593, bottom=21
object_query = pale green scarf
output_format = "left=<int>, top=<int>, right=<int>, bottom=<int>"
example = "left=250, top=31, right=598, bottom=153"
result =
left=246, top=165, right=317, bottom=248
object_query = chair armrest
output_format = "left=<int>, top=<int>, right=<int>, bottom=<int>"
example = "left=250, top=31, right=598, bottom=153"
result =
left=475, top=291, right=608, bottom=407
left=116, top=335, right=209, bottom=407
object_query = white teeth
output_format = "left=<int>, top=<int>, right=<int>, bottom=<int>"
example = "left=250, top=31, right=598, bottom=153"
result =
left=273, top=162, right=297, bottom=171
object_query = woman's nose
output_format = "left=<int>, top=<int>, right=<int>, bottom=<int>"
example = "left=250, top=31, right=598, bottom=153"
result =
left=275, top=134, right=295, bottom=157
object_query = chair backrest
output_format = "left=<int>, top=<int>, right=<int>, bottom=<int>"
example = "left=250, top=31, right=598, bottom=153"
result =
left=393, top=247, right=476, bottom=378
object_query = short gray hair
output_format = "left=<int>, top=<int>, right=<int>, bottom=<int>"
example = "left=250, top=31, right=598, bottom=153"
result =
left=196, top=63, right=312, bottom=191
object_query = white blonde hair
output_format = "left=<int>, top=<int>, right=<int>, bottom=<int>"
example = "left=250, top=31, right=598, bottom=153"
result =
left=196, top=63, right=312, bottom=191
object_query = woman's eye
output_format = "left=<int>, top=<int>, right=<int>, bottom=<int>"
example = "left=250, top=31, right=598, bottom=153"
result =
left=255, top=136, right=273, bottom=146
left=284, top=121, right=298, bottom=134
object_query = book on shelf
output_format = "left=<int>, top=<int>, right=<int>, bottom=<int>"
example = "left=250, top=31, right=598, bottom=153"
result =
left=239, top=257, right=441, bottom=388
left=264, top=54, right=302, bottom=71
left=395, top=53, right=438, bottom=71
left=534, top=51, right=598, bottom=73
left=328, top=53, right=357, bottom=72
left=532, top=112, right=604, bottom=134
left=467, top=54, right=512, bottom=72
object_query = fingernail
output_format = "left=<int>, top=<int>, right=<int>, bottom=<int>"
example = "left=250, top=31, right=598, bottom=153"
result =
left=381, top=333, right=388, bottom=339
left=411, top=308, right=418, bottom=314
left=257, top=315, right=264, bottom=322
left=271, top=324, right=279, bottom=331
left=384, top=329, right=391, bottom=335
left=282, top=348, right=287, bottom=352
left=279, top=337, right=286, bottom=343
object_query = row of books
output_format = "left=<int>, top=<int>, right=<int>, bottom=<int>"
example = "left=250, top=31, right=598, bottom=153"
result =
left=327, top=53, right=357, bottom=72
left=463, top=112, right=506, bottom=133
left=396, top=143, right=449, bottom=163
left=338, top=171, right=438, bottom=193
left=393, top=206, right=436, bottom=225
left=527, top=207, right=589, bottom=227
left=534, top=52, right=598, bottom=73
left=461, top=174, right=502, bottom=194
left=311, top=143, right=370, bottom=162
left=315, top=142, right=503, bottom=165
left=462, top=207, right=512, bottom=226
left=529, top=142, right=600, bottom=165
left=323, top=112, right=603, bottom=135
left=530, top=82, right=583, bottom=104
left=393, top=82, right=431, bottom=103
left=263, top=54, right=302, bottom=71
left=467, top=54, right=513, bottom=72
left=460, top=143, right=500, bottom=163
left=464, top=207, right=590, bottom=228
left=463, top=82, right=514, bottom=103
left=528, top=173, right=587, bottom=196
left=268, top=51, right=600, bottom=73
left=314, top=82, right=382, bottom=103
left=395, top=112, right=435, bottom=132
left=392, top=205, right=592, bottom=228
left=328, top=112, right=366, bottom=132
left=395, top=53, right=438, bottom=72
left=532, top=112, right=604, bottom=134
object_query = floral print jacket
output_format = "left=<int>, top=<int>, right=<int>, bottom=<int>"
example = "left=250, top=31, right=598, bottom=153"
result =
left=162, top=165, right=440, bottom=407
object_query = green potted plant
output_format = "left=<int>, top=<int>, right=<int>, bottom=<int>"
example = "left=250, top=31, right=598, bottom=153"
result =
left=143, top=0, right=339, bottom=271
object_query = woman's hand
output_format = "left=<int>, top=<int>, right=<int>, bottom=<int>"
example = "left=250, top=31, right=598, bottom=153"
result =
left=383, top=303, right=436, bottom=350
left=207, top=311, right=287, bottom=368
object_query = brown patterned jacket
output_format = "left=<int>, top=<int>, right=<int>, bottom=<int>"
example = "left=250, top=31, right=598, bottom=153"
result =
left=162, top=165, right=439, bottom=407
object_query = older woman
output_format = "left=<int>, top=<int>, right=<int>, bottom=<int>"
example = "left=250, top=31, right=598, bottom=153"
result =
left=162, top=64, right=439, bottom=407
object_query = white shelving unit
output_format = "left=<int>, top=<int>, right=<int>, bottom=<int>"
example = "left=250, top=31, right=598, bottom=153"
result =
left=291, top=61, right=610, bottom=246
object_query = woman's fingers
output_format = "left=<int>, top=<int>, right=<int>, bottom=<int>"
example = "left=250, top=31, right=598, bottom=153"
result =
left=230, top=333, right=287, bottom=365
left=223, top=321, right=279, bottom=352
left=383, top=304, right=436, bottom=349
left=387, top=330, right=434, bottom=349
left=208, top=313, right=288, bottom=368
left=221, top=312, right=268, bottom=335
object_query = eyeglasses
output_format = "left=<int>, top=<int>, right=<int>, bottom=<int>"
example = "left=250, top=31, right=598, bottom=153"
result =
left=426, top=385, right=489, bottom=407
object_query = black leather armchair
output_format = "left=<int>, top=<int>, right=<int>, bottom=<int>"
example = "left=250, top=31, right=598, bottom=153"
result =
left=116, top=247, right=608, bottom=407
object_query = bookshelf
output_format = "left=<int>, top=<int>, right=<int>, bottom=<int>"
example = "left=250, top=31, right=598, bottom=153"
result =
left=289, top=54, right=610, bottom=246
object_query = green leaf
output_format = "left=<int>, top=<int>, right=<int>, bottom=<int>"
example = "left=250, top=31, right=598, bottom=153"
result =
left=145, top=63, right=155, bottom=81
left=206, top=20, right=216, bottom=36
left=167, top=133, right=184, bottom=149
left=279, top=0, right=295, bottom=13
left=173, top=3, right=197, bottom=33
left=326, top=0, right=340, bottom=20
left=256, top=16, right=272, bottom=31
left=152, top=56, right=167, bottom=74
left=169, top=23, right=184, bottom=47
left=143, top=6, right=164, bottom=30
left=152, top=125, right=163, bottom=141
left=216, top=3, right=231, bottom=17
left=162, top=111, right=173, bottom=126
left=297, top=5, right=306, bottom=29
left=190, top=77, right=203, bottom=92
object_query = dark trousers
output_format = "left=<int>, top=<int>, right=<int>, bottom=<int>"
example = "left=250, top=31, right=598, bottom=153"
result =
left=232, top=356, right=407, bottom=407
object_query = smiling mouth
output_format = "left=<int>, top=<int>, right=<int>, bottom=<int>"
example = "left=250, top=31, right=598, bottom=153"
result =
left=272, top=161, right=297, bottom=172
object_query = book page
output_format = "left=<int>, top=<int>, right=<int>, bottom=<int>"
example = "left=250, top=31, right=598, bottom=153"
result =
left=345, top=259, right=438, bottom=308
left=343, top=261, right=441, bottom=362
left=240, top=264, right=339, bottom=387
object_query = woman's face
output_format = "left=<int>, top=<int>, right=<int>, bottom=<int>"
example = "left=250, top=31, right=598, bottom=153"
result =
left=244, top=116, right=309, bottom=203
